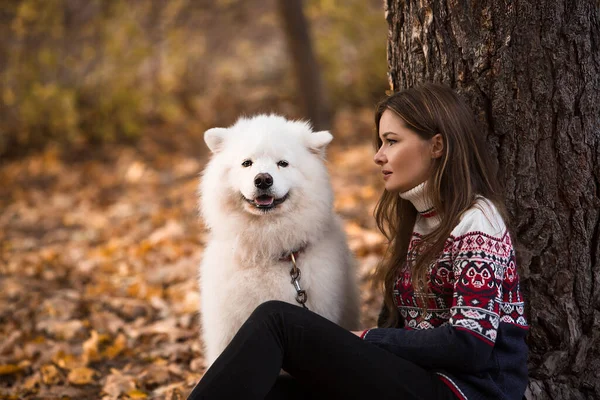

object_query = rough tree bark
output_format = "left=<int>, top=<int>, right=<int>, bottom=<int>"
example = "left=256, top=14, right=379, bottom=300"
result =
left=384, top=0, right=600, bottom=398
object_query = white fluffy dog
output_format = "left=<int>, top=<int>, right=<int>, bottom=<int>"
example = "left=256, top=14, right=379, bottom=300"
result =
left=198, top=114, right=360, bottom=366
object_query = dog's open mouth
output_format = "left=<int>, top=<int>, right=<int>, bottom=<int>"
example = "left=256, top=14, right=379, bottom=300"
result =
left=244, top=193, right=289, bottom=210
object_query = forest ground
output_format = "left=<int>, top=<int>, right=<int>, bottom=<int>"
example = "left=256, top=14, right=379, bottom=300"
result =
left=0, top=108, right=388, bottom=399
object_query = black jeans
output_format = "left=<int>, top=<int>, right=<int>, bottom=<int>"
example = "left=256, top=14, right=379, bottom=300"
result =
left=188, top=301, right=457, bottom=400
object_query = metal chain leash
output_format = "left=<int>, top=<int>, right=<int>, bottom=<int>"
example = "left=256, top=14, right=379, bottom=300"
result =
left=289, top=253, right=308, bottom=309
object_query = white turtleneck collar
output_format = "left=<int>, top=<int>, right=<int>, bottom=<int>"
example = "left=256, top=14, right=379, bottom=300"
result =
left=399, top=181, right=441, bottom=232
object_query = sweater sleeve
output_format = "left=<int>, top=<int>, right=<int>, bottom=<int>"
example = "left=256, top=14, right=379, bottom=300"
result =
left=363, top=225, right=507, bottom=373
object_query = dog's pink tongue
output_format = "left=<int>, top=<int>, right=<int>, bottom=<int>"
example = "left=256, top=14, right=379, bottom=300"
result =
left=255, top=196, right=274, bottom=206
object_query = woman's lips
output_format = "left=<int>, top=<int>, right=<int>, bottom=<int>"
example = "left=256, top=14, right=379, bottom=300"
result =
left=382, top=171, right=392, bottom=180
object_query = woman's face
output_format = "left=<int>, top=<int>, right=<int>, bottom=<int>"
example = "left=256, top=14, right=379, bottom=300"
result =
left=373, top=109, right=440, bottom=193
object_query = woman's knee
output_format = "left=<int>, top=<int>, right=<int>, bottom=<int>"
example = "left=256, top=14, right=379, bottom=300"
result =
left=248, top=301, right=292, bottom=334
left=253, top=300, right=292, bottom=317
left=251, top=300, right=308, bottom=324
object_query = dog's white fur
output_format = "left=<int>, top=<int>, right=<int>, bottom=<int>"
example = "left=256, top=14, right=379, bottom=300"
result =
left=198, top=114, right=360, bottom=366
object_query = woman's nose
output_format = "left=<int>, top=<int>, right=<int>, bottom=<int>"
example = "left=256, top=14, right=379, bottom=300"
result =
left=373, top=148, right=386, bottom=165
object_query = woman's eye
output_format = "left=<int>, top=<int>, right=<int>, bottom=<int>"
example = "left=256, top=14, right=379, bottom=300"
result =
left=277, top=160, right=289, bottom=168
left=242, top=160, right=253, bottom=167
left=387, top=139, right=397, bottom=145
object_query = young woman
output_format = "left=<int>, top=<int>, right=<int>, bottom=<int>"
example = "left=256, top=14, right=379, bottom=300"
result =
left=188, top=84, right=529, bottom=400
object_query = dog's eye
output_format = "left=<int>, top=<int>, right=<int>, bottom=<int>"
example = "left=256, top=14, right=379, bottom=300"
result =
left=277, top=160, right=289, bottom=168
left=242, top=160, right=253, bottom=167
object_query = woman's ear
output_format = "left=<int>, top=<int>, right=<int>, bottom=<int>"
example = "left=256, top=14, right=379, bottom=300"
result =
left=431, top=133, right=444, bottom=159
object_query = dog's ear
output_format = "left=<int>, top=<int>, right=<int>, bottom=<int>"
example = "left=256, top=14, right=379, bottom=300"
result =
left=306, top=130, right=333, bottom=156
left=204, top=128, right=228, bottom=153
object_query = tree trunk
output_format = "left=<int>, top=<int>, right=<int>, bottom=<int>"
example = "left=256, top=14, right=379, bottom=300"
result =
left=278, top=0, right=331, bottom=130
left=385, top=0, right=600, bottom=398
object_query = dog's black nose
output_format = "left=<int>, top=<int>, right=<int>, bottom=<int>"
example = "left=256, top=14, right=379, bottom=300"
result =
left=254, top=173, right=273, bottom=189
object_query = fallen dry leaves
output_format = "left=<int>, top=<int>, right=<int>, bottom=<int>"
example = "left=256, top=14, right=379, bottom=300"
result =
left=0, top=110, right=386, bottom=398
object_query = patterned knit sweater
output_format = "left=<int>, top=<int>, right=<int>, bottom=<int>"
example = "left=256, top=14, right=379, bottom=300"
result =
left=362, top=182, right=529, bottom=400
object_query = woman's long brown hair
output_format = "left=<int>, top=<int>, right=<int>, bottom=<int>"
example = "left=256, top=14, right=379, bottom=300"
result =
left=373, top=83, right=511, bottom=327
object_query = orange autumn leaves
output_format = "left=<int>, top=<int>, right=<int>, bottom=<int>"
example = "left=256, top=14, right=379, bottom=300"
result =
left=0, top=110, right=386, bottom=398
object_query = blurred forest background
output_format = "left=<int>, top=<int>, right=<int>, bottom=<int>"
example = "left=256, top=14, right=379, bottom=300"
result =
left=1, top=0, right=390, bottom=398
left=0, top=0, right=387, bottom=156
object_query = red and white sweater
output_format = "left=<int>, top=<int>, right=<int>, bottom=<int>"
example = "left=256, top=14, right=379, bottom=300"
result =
left=362, top=182, right=529, bottom=400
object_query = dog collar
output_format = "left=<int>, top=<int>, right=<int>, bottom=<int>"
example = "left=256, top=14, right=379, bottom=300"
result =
left=279, top=243, right=308, bottom=262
